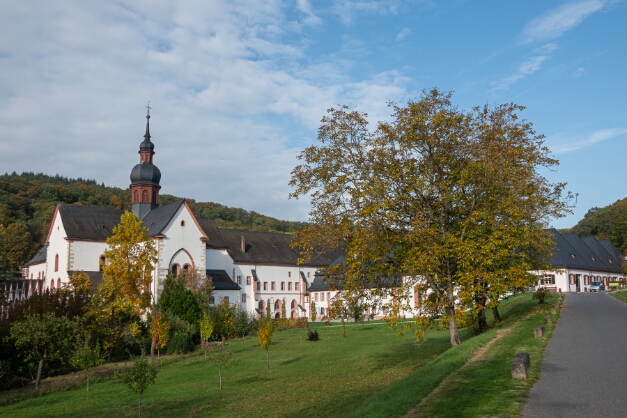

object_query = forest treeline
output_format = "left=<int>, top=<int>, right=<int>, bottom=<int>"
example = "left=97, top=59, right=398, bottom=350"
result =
left=568, top=198, right=627, bottom=253
left=0, top=172, right=304, bottom=272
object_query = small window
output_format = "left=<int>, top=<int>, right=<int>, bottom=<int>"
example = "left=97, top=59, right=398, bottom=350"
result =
left=55, top=254, right=59, bottom=272
left=320, top=307, right=325, bottom=315
left=288, top=271, right=292, bottom=278
left=221, top=296, right=229, bottom=303
left=241, top=294, right=247, bottom=303
left=237, top=275, right=242, bottom=285
left=57, top=278, right=61, bottom=289
left=50, top=279, right=55, bottom=290
left=305, top=295, right=309, bottom=303
left=307, top=272, right=311, bottom=278
left=181, top=220, right=185, bottom=227
left=315, top=293, right=319, bottom=302
left=263, top=282, right=268, bottom=291
left=257, top=282, right=261, bottom=291
left=271, top=282, right=276, bottom=291
left=247, top=276, right=251, bottom=285
left=209, top=296, right=215, bottom=304
left=281, top=282, right=285, bottom=291
left=288, top=282, right=292, bottom=291
left=295, top=282, right=299, bottom=291
left=183, top=264, right=190, bottom=272
left=171, top=264, right=180, bottom=276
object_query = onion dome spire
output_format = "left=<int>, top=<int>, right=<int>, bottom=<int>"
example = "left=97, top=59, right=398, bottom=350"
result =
left=140, top=101, right=154, bottom=151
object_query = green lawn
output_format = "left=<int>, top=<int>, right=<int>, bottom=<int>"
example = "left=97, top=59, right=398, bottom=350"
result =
left=0, top=294, right=547, bottom=417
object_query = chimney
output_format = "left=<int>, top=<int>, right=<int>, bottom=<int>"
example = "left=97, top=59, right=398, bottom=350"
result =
left=241, top=235, right=246, bottom=253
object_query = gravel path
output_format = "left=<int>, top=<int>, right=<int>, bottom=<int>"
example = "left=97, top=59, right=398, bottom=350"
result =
left=523, top=292, right=627, bottom=417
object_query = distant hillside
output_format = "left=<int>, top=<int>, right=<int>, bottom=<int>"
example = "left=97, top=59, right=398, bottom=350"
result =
left=569, top=198, right=627, bottom=253
left=0, top=172, right=304, bottom=271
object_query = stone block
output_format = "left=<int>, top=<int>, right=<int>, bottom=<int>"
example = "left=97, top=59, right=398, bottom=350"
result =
left=511, top=352, right=531, bottom=379
left=545, top=315, right=552, bottom=325
left=534, top=326, right=545, bottom=338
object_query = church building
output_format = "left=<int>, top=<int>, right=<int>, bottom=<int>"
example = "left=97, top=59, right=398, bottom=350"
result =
left=21, top=110, right=343, bottom=319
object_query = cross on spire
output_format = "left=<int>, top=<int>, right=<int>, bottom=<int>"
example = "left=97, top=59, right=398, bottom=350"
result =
left=146, top=100, right=152, bottom=118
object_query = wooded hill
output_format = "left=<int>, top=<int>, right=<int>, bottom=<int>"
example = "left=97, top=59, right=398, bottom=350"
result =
left=0, top=172, right=304, bottom=272
left=568, top=198, right=627, bottom=253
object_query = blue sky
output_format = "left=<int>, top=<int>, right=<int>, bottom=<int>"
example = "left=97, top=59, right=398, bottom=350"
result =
left=0, top=1, right=625, bottom=228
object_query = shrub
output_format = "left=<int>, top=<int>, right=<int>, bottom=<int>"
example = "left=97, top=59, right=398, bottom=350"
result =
left=532, top=287, right=551, bottom=304
left=307, top=330, right=319, bottom=341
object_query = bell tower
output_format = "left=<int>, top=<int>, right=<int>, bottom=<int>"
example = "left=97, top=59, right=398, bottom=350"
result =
left=130, top=103, right=162, bottom=219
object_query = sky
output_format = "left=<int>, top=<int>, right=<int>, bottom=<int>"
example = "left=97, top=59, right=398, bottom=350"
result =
left=0, top=1, right=625, bottom=228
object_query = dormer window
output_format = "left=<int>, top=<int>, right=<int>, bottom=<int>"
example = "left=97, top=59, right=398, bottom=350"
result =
left=591, top=257, right=596, bottom=262
left=181, top=220, right=185, bottom=227
left=571, top=254, right=576, bottom=259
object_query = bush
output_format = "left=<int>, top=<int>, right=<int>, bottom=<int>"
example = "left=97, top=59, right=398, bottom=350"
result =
left=532, top=287, right=551, bottom=304
left=167, top=332, right=194, bottom=354
left=307, top=330, right=319, bottom=341
left=272, top=317, right=308, bottom=331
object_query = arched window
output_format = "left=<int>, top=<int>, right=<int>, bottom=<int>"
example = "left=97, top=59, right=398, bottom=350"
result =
left=50, top=279, right=55, bottom=290
left=54, top=254, right=59, bottom=272
left=171, top=264, right=180, bottom=276
left=274, top=299, right=281, bottom=313
left=291, top=300, right=297, bottom=309
left=134, top=190, right=139, bottom=202
left=183, top=264, right=191, bottom=272
left=142, top=190, right=148, bottom=203
left=57, top=278, right=61, bottom=289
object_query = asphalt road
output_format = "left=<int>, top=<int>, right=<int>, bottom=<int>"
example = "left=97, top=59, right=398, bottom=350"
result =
left=523, top=292, right=627, bottom=417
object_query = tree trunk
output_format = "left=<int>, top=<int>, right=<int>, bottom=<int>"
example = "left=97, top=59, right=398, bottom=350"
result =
left=445, top=305, right=461, bottom=346
left=35, top=358, right=44, bottom=389
left=219, top=366, right=222, bottom=390
left=342, top=319, right=346, bottom=338
left=492, top=306, right=502, bottom=323
left=150, top=338, right=156, bottom=363
left=108, top=346, right=113, bottom=363
left=475, top=292, right=489, bottom=333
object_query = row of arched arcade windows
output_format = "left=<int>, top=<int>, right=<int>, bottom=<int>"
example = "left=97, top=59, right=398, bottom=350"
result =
left=50, top=278, right=61, bottom=291
left=257, top=299, right=300, bottom=318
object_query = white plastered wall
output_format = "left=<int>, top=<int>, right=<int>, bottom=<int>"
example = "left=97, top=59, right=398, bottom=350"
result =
left=45, top=210, right=69, bottom=290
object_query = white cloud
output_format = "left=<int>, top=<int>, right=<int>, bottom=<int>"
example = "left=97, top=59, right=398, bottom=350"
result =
left=521, top=0, right=607, bottom=44
left=572, top=67, right=585, bottom=78
left=396, top=27, right=411, bottom=41
left=552, top=128, right=627, bottom=153
left=0, top=0, right=414, bottom=222
left=296, top=0, right=322, bottom=25
left=491, top=44, right=558, bottom=91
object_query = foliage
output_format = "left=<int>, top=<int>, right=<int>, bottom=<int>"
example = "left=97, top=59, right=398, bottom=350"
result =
left=257, top=320, right=274, bottom=369
left=117, top=354, right=159, bottom=418
left=71, top=334, right=104, bottom=390
left=266, top=298, right=271, bottom=319
left=164, top=313, right=196, bottom=354
left=178, top=268, right=213, bottom=313
left=233, top=306, right=257, bottom=338
left=281, top=297, right=287, bottom=319
left=307, top=329, right=319, bottom=341
left=205, top=344, right=238, bottom=390
left=0, top=222, right=35, bottom=272
left=103, top=211, right=157, bottom=311
left=10, top=313, right=76, bottom=388
left=149, top=310, right=170, bottom=354
left=570, top=198, right=627, bottom=253
left=207, top=298, right=236, bottom=340
left=199, top=314, right=214, bottom=347
left=310, top=301, right=317, bottom=322
left=63, top=270, right=94, bottom=296
left=289, top=89, right=570, bottom=346
left=532, top=287, right=552, bottom=304
left=158, top=274, right=203, bottom=327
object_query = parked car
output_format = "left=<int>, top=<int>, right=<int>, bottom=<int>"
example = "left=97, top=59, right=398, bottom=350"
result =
left=589, top=281, right=605, bottom=292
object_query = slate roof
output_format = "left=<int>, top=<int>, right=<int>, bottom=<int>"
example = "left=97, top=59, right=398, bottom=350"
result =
left=545, top=228, right=622, bottom=274
left=206, top=269, right=241, bottom=290
left=217, top=228, right=344, bottom=267
left=196, top=217, right=226, bottom=248
left=24, top=246, right=47, bottom=267
left=57, top=204, right=124, bottom=241
left=142, top=200, right=185, bottom=237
